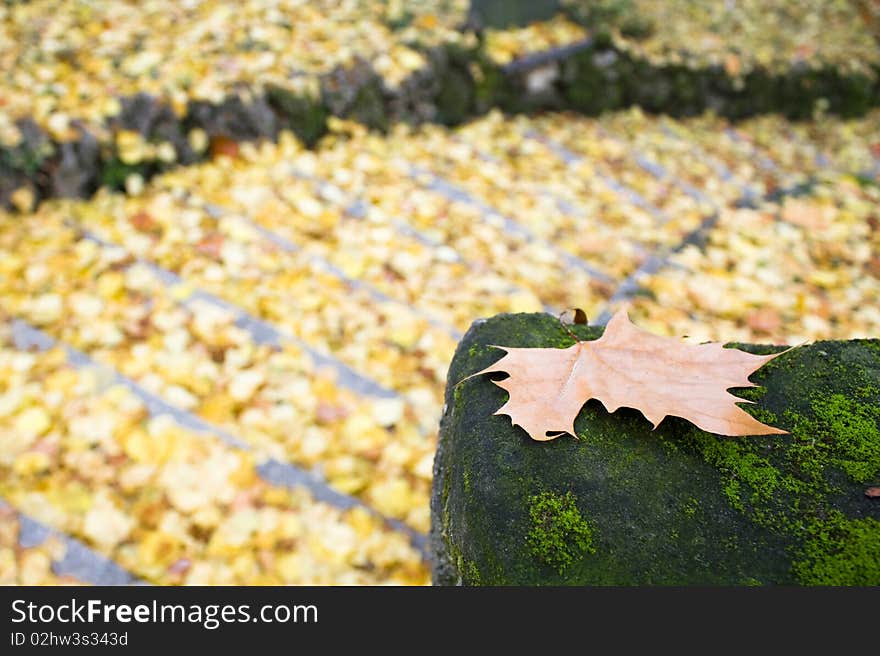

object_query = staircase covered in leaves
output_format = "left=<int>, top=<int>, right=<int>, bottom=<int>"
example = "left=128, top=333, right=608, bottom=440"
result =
left=1, top=1, right=879, bottom=585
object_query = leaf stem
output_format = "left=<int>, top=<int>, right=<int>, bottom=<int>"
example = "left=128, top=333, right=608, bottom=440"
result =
left=557, top=311, right=583, bottom=344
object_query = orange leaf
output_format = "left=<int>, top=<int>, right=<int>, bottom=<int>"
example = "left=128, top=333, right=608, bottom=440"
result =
left=210, top=135, right=240, bottom=159
left=746, top=308, right=783, bottom=335
left=780, top=198, right=831, bottom=230
left=197, top=233, right=224, bottom=259
left=129, top=210, right=161, bottom=234
left=467, top=310, right=789, bottom=440
left=724, top=53, right=741, bottom=76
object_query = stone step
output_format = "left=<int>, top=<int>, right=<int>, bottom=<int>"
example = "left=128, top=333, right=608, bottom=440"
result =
left=432, top=312, right=880, bottom=585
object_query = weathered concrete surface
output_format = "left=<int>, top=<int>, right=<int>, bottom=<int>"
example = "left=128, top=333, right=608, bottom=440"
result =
left=431, top=313, right=880, bottom=585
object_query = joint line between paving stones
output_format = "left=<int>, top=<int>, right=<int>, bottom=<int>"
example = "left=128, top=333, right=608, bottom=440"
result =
left=289, top=165, right=557, bottom=304
left=200, top=200, right=463, bottom=339
left=594, top=211, right=720, bottom=325
left=729, top=125, right=880, bottom=182
left=0, top=499, right=144, bottom=586
left=529, top=124, right=827, bottom=321
left=453, top=135, right=652, bottom=262
left=594, top=155, right=845, bottom=323
left=658, top=124, right=763, bottom=204
left=522, top=127, right=692, bottom=321
left=723, top=127, right=868, bottom=181
left=64, top=219, right=401, bottom=400
left=724, top=128, right=784, bottom=174
left=662, top=121, right=875, bottom=203
left=523, top=128, right=674, bottom=225
left=405, top=164, right=616, bottom=284
left=9, top=320, right=430, bottom=559
left=596, top=126, right=721, bottom=209
left=289, top=167, right=455, bottom=253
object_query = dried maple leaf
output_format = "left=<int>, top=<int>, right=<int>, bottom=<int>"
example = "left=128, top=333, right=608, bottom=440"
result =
left=467, top=310, right=789, bottom=440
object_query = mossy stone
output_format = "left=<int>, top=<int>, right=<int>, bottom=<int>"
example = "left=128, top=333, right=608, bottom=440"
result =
left=264, top=84, right=329, bottom=147
left=468, top=0, right=560, bottom=30
left=431, top=313, right=880, bottom=585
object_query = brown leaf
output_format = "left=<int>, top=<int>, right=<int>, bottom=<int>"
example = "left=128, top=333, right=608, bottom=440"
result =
left=167, top=558, right=192, bottom=576
left=780, top=198, right=831, bottom=230
left=197, top=233, right=224, bottom=259
left=560, top=308, right=588, bottom=325
left=794, top=43, right=816, bottom=59
left=467, top=310, right=789, bottom=440
left=210, top=135, right=240, bottom=159
left=316, top=401, right=349, bottom=424
left=746, top=308, right=782, bottom=335
left=865, top=487, right=880, bottom=498
left=129, top=210, right=161, bottom=234
left=724, top=53, right=741, bottom=76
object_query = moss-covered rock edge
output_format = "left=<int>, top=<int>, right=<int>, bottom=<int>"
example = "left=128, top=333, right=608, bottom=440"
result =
left=431, top=313, right=880, bottom=585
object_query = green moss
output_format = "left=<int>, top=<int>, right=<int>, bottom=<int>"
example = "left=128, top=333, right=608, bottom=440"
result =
left=435, top=67, right=476, bottom=126
left=348, top=83, right=388, bottom=132
left=440, top=462, right=451, bottom=530
left=453, top=382, right=464, bottom=405
left=2, top=141, right=52, bottom=176
left=704, top=342, right=878, bottom=508
left=747, top=407, right=779, bottom=427
left=683, top=429, right=795, bottom=512
left=462, top=559, right=482, bottom=585
left=472, top=58, right=505, bottom=110
left=733, top=386, right=768, bottom=402
left=264, top=84, right=329, bottom=147
left=100, top=157, right=151, bottom=191
left=435, top=314, right=880, bottom=585
left=448, top=539, right=484, bottom=585
left=526, top=490, right=595, bottom=575
left=794, top=512, right=880, bottom=585
left=856, top=384, right=879, bottom=398
left=810, top=394, right=880, bottom=482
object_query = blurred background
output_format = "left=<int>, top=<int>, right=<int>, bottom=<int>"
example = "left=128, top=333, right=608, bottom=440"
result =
left=1, top=0, right=878, bottom=585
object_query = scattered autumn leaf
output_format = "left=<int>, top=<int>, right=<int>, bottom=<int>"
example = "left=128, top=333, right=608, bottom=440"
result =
left=724, top=53, right=742, bottom=76
left=781, top=198, right=832, bottom=229
left=865, top=487, right=880, bottom=498
left=467, top=310, right=789, bottom=440
left=560, top=308, right=589, bottom=325
left=196, top=233, right=224, bottom=259
left=210, top=135, right=240, bottom=160
left=746, top=308, right=783, bottom=335
left=129, top=211, right=161, bottom=234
